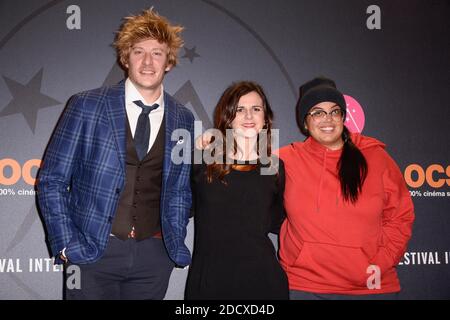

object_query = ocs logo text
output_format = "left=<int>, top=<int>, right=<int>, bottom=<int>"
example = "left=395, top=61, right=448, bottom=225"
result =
left=404, top=164, right=450, bottom=188
left=0, top=159, right=40, bottom=186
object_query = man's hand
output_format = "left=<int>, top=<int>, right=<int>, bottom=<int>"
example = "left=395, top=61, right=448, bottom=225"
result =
left=59, top=248, right=69, bottom=264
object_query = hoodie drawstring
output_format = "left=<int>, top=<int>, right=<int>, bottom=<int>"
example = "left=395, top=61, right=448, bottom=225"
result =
left=316, top=149, right=328, bottom=212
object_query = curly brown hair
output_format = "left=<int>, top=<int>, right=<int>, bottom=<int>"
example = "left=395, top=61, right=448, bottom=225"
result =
left=114, top=8, right=184, bottom=69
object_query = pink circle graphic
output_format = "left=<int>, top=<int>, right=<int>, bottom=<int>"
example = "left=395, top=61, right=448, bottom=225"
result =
left=344, top=95, right=365, bottom=133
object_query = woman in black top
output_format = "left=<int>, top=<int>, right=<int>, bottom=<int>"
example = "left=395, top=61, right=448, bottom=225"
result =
left=185, top=81, right=288, bottom=300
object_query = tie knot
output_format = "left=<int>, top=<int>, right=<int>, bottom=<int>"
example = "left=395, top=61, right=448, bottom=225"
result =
left=133, top=100, right=159, bottom=115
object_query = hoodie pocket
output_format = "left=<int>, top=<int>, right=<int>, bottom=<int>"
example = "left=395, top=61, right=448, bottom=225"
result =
left=291, top=242, right=372, bottom=289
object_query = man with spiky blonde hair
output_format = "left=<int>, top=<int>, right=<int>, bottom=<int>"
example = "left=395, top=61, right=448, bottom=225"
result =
left=38, top=8, right=194, bottom=300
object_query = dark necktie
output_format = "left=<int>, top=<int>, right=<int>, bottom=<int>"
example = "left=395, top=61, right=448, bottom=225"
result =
left=133, top=100, right=159, bottom=161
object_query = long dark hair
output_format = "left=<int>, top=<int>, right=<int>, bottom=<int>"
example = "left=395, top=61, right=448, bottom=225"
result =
left=338, top=126, right=368, bottom=203
left=206, top=81, right=274, bottom=183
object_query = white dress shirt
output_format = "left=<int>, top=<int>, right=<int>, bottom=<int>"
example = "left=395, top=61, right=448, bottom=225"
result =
left=125, top=78, right=165, bottom=153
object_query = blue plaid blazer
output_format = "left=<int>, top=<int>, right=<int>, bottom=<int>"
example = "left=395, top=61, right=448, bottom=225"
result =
left=37, top=81, right=194, bottom=267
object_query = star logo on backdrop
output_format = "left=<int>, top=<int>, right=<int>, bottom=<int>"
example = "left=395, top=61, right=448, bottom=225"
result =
left=1, top=68, right=61, bottom=133
left=181, top=46, right=201, bottom=63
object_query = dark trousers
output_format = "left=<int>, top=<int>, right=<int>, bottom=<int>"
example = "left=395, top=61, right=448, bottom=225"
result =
left=289, top=290, right=399, bottom=300
left=65, top=236, right=174, bottom=300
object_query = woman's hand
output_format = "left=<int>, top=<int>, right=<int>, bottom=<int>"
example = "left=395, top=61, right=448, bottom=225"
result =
left=195, top=130, right=214, bottom=150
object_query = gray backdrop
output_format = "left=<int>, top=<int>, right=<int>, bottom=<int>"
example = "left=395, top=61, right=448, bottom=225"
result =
left=0, top=0, right=449, bottom=299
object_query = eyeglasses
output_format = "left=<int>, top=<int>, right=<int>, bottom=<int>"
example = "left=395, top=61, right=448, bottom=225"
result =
left=306, top=109, right=344, bottom=121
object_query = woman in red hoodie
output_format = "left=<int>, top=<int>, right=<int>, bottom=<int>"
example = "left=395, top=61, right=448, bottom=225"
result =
left=278, top=77, right=414, bottom=299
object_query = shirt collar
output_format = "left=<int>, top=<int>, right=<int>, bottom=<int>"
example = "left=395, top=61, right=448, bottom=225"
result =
left=125, top=78, right=164, bottom=109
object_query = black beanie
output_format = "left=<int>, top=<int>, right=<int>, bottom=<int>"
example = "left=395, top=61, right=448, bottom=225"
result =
left=296, top=77, right=346, bottom=132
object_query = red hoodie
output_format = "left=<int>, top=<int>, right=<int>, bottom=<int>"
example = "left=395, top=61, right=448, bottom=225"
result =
left=278, top=133, right=414, bottom=294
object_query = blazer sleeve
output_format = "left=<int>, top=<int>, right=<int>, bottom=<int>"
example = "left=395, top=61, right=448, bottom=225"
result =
left=367, top=151, right=415, bottom=274
left=189, top=156, right=197, bottom=219
left=165, top=109, right=195, bottom=267
left=37, top=94, right=85, bottom=258
left=174, top=111, right=194, bottom=220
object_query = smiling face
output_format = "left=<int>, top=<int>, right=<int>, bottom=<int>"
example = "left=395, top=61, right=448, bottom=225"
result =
left=231, top=91, right=265, bottom=138
left=305, top=101, right=345, bottom=150
left=126, top=38, right=172, bottom=102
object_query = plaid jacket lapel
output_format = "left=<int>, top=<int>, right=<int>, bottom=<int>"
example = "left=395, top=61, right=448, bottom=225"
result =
left=105, top=82, right=127, bottom=175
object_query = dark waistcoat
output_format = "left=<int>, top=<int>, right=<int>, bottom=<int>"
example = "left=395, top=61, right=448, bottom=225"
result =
left=111, top=114, right=165, bottom=240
